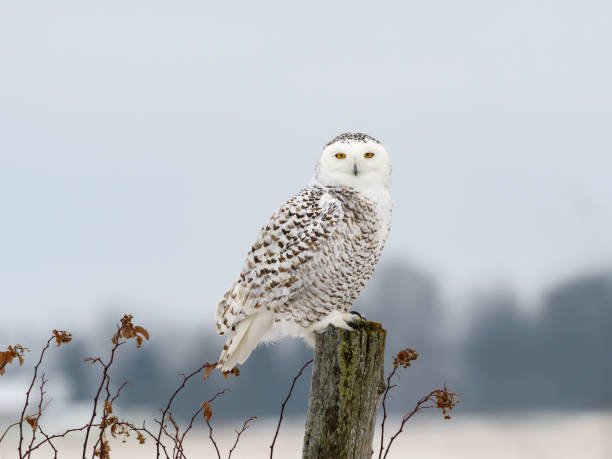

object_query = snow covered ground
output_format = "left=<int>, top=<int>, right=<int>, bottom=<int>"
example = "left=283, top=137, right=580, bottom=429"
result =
left=1, top=410, right=610, bottom=458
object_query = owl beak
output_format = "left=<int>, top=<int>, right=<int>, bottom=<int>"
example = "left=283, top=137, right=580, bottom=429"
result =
left=353, top=163, right=359, bottom=176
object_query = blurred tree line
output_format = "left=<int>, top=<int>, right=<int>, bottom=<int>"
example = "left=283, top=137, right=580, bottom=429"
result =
left=55, top=261, right=612, bottom=419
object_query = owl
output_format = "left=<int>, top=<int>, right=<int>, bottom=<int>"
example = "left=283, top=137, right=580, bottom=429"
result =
left=216, top=132, right=392, bottom=371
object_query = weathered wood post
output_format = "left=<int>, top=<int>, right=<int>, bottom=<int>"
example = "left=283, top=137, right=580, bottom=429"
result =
left=302, top=320, right=387, bottom=459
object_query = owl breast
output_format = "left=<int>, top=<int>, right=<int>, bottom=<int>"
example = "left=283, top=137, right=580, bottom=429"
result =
left=275, top=185, right=391, bottom=327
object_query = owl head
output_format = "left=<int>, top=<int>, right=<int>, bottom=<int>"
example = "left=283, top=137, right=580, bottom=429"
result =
left=314, top=132, right=391, bottom=190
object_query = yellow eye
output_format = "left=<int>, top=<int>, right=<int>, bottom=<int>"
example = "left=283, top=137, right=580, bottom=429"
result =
left=335, top=153, right=346, bottom=159
left=364, top=152, right=375, bottom=158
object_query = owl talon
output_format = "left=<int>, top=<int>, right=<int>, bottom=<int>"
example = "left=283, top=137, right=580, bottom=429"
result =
left=350, top=311, right=366, bottom=321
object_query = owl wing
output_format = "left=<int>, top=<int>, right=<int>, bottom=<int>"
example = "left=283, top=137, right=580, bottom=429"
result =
left=215, top=186, right=343, bottom=335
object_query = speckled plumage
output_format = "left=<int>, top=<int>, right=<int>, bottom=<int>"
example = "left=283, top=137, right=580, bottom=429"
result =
left=324, top=132, right=381, bottom=147
left=216, top=132, right=392, bottom=371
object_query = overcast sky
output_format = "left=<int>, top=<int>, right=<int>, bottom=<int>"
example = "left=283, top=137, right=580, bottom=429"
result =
left=1, top=1, right=611, bottom=332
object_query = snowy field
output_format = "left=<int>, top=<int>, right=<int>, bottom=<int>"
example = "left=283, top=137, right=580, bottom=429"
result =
left=1, top=411, right=610, bottom=458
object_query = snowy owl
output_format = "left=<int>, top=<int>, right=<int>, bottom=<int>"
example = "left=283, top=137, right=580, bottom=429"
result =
left=216, top=132, right=392, bottom=371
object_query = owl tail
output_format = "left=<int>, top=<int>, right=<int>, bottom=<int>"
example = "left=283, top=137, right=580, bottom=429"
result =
left=218, top=311, right=274, bottom=372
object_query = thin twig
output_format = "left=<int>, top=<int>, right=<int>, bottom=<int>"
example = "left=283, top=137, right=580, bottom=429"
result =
left=36, top=425, right=58, bottom=459
left=28, top=424, right=98, bottom=454
left=155, top=361, right=214, bottom=459
left=228, top=416, right=257, bottom=459
left=167, top=413, right=182, bottom=459
left=116, top=420, right=170, bottom=459
left=381, top=390, right=439, bottom=459
left=177, top=407, right=203, bottom=458
left=378, top=366, right=398, bottom=459
left=270, top=359, right=313, bottom=459
left=82, top=324, right=124, bottom=459
left=18, top=336, right=53, bottom=458
left=0, top=422, right=19, bottom=443
left=159, top=421, right=182, bottom=459
left=110, top=381, right=131, bottom=405
left=202, top=389, right=231, bottom=459
left=26, top=373, right=48, bottom=458
left=204, top=416, right=221, bottom=459
left=167, top=388, right=229, bottom=459
left=97, top=357, right=118, bottom=459
left=90, top=437, right=101, bottom=459
left=99, top=376, right=112, bottom=454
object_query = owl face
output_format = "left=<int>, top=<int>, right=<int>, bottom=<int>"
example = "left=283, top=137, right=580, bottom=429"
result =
left=315, top=133, right=391, bottom=189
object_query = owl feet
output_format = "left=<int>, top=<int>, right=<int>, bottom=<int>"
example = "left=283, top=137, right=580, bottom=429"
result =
left=350, top=310, right=366, bottom=321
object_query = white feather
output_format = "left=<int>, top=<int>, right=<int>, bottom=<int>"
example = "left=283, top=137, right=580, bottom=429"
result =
left=218, top=311, right=275, bottom=372
left=215, top=132, right=392, bottom=371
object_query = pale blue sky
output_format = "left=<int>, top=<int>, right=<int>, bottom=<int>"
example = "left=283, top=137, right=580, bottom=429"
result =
left=1, top=1, right=611, bottom=332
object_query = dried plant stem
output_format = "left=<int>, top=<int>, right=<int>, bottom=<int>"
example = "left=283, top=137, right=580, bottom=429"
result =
left=228, top=416, right=257, bottom=459
left=91, top=437, right=101, bottom=459
left=117, top=421, right=170, bottom=459
left=270, top=358, right=312, bottom=459
left=18, top=336, right=53, bottom=458
left=166, top=413, right=181, bottom=459
left=201, top=389, right=230, bottom=459
left=378, top=366, right=398, bottom=459
left=177, top=408, right=204, bottom=457
left=96, top=360, right=122, bottom=459
left=99, top=376, right=113, bottom=452
left=82, top=329, right=123, bottom=459
left=6, top=316, right=425, bottom=459
left=25, top=373, right=49, bottom=459
left=381, top=390, right=439, bottom=459
left=110, top=381, right=130, bottom=405
left=155, top=361, right=213, bottom=459
left=0, top=422, right=19, bottom=443
left=177, top=388, right=228, bottom=457
left=37, top=425, right=58, bottom=459
left=28, top=424, right=98, bottom=454
left=162, top=422, right=182, bottom=459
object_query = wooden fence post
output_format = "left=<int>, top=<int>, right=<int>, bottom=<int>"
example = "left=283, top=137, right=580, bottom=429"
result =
left=302, top=320, right=387, bottom=459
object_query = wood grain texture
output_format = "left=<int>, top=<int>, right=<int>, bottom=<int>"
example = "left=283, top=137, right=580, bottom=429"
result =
left=302, top=321, right=387, bottom=459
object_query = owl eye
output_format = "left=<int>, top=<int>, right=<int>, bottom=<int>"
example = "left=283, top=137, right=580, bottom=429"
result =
left=335, top=153, right=346, bottom=159
left=364, top=152, right=375, bottom=158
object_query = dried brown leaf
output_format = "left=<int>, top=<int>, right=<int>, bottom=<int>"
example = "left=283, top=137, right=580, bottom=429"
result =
left=0, top=344, right=29, bottom=376
left=133, top=326, right=149, bottom=341
left=25, top=415, right=38, bottom=431
left=393, top=349, right=419, bottom=369
left=112, top=315, right=150, bottom=349
left=222, top=367, right=240, bottom=378
left=201, top=401, right=213, bottom=422
left=203, top=363, right=217, bottom=380
left=434, top=384, right=459, bottom=419
left=52, top=329, right=72, bottom=346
